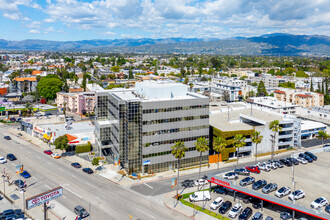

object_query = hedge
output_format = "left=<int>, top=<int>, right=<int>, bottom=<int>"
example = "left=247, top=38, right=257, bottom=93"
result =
left=75, top=142, right=92, bottom=154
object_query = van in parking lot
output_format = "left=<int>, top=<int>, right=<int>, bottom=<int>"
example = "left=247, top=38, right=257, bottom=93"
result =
left=189, top=191, right=211, bottom=202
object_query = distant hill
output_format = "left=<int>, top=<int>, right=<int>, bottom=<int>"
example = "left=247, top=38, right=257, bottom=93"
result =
left=0, top=34, right=329, bottom=56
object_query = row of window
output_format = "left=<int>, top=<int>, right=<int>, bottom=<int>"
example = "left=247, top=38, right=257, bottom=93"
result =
left=142, top=125, right=209, bottom=136
left=142, top=115, right=209, bottom=125
left=142, top=147, right=196, bottom=158
left=144, top=135, right=209, bottom=147
left=143, top=105, right=208, bottom=114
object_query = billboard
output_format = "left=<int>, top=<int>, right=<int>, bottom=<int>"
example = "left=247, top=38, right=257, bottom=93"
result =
left=26, top=187, right=63, bottom=210
left=15, top=165, right=23, bottom=174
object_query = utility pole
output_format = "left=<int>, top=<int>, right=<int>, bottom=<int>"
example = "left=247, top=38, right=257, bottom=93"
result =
left=44, top=203, right=47, bottom=220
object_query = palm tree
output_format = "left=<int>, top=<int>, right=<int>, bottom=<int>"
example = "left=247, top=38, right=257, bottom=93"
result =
left=269, top=120, right=282, bottom=160
left=213, top=137, right=227, bottom=172
left=195, top=137, right=209, bottom=190
left=171, top=141, right=187, bottom=199
left=233, top=134, right=246, bottom=167
left=318, top=130, right=328, bottom=145
left=251, top=131, right=263, bottom=163
left=25, top=102, right=33, bottom=117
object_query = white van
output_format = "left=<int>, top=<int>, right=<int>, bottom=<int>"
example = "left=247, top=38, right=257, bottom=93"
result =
left=189, top=191, right=211, bottom=202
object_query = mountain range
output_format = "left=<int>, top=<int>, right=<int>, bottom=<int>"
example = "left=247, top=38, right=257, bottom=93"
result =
left=0, top=33, right=329, bottom=56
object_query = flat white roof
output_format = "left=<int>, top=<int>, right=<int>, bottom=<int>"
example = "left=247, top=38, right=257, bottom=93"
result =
left=301, top=120, right=327, bottom=131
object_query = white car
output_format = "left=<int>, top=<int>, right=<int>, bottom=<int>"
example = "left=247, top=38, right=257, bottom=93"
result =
left=222, top=172, right=238, bottom=180
left=258, top=163, right=271, bottom=172
left=210, top=197, right=224, bottom=210
left=310, top=197, right=328, bottom=209
left=0, top=157, right=7, bottom=164
left=195, top=179, right=207, bottom=186
left=275, top=186, right=291, bottom=198
left=289, top=190, right=305, bottom=200
left=228, top=203, right=242, bottom=218
left=296, top=157, right=307, bottom=164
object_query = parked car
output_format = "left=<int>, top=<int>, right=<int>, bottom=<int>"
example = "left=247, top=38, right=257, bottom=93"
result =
left=9, top=118, right=16, bottom=122
left=262, top=183, right=277, bottom=194
left=228, top=203, right=242, bottom=218
left=275, top=186, right=291, bottom=198
left=252, top=212, right=263, bottom=220
left=265, top=217, right=274, bottom=220
left=74, top=205, right=89, bottom=218
left=189, top=191, right=211, bottom=202
left=245, top=166, right=260, bottom=174
left=71, top=162, right=81, bottom=168
left=194, top=179, right=207, bottom=186
left=280, top=158, right=292, bottom=166
left=252, top=179, right=267, bottom=190
left=304, top=151, right=317, bottom=161
left=82, top=168, right=94, bottom=174
left=219, top=201, right=232, bottom=214
left=267, top=160, right=278, bottom=169
left=287, top=157, right=299, bottom=165
left=251, top=198, right=269, bottom=209
left=43, top=150, right=53, bottom=155
left=289, top=190, right=305, bottom=200
left=274, top=160, right=284, bottom=168
left=234, top=168, right=250, bottom=176
left=210, top=197, right=224, bottom=210
left=310, top=197, right=328, bottom=209
left=4, top=136, right=11, bottom=140
left=14, top=180, right=26, bottom=188
left=280, top=211, right=292, bottom=219
left=296, top=157, right=307, bottom=164
left=242, top=195, right=253, bottom=204
left=239, top=176, right=255, bottom=186
left=0, top=156, right=7, bottom=164
left=238, top=207, right=252, bottom=220
left=223, top=172, right=238, bottom=180
left=51, top=153, right=61, bottom=159
left=258, top=163, right=271, bottom=172
left=325, top=204, right=330, bottom=213
left=298, top=153, right=313, bottom=163
left=20, top=171, right=31, bottom=178
left=6, top=154, right=17, bottom=161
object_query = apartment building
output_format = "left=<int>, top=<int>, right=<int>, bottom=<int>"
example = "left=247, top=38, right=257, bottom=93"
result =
left=247, top=97, right=300, bottom=115
left=10, top=76, right=38, bottom=93
left=56, top=92, right=95, bottom=115
left=211, top=77, right=245, bottom=102
left=274, top=88, right=324, bottom=107
left=94, top=81, right=209, bottom=174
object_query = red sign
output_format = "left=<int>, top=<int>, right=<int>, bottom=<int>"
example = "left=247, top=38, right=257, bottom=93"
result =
left=26, top=187, right=63, bottom=210
left=209, top=177, right=231, bottom=187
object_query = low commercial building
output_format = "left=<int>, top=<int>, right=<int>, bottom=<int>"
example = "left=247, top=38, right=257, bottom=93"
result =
left=95, top=81, right=209, bottom=174
left=296, top=106, right=330, bottom=125
left=300, top=120, right=326, bottom=139
left=247, top=97, right=300, bottom=115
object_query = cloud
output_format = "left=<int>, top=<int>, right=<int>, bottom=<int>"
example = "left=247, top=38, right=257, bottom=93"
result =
left=105, top=31, right=116, bottom=36
left=0, top=0, right=41, bottom=21
left=29, top=29, right=40, bottom=34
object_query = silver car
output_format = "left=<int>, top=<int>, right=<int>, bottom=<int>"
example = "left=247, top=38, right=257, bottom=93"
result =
left=262, top=183, right=277, bottom=194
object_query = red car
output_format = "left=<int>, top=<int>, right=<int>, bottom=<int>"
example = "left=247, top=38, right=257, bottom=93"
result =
left=44, top=150, right=53, bottom=155
left=245, top=166, right=261, bottom=174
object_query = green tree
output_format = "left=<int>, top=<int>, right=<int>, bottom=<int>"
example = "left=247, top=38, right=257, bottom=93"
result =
left=251, top=131, right=263, bottom=163
left=92, top=157, right=99, bottom=166
left=310, top=78, right=314, bottom=92
left=54, top=135, right=69, bottom=150
left=318, top=130, right=328, bottom=145
left=82, top=73, right=88, bottom=91
left=128, top=67, right=134, bottom=79
left=269, top=120, right=282, bottom=160
left=195, top=137, right=209, bottom=191
left=183, top=77, right=189, bottom=85
left=233, top=134, right=246, bottom=167
left=111, top=66, right=120, bottom=72
left=257, top=81, right=267, bottom=96
left=213, top=137, right=227, bottom=172
left=37, top=75, right=63, bottom=100
left=296, top=70, right=309, bottom=77
left=171, top=141, right=187, bottom=199
left=189, top=82, right=193, bottom=91
left=25, top=102, right=33, bottom=117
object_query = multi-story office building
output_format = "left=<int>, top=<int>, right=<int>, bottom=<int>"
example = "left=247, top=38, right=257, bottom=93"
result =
left=95, top=81, right=209, bottom=174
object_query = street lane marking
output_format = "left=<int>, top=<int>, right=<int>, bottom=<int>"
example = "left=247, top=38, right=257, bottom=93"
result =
left=36, top=156, right=41, bottom=159
left=28, top=151, right=31, bottom=154
left=135, top=208, right=155, bottom=219
left=47, top=162, right=52, bottom=165
left=60, top=184, right=82, bottom=199
left=144, top=183, right=153, bottom=189
left=45, top=184, right=51, bottom=189
left=59, top=168, right=63, bottom=171
left=71, top=174, right=76, bottom=178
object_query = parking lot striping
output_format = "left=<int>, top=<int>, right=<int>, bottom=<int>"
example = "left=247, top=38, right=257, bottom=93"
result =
left=47, top=161, right=52, bottom=165
left=45, top=184, right=51, bottom=189
left=36, top=156, right=41, bottom=159
left=135, top=208, right=155, bottom=219
left=60, top=184, right=83, bottom=199
left=59, top=168, right=63, bottom=171
left=143, top=183, right=154, bottom=189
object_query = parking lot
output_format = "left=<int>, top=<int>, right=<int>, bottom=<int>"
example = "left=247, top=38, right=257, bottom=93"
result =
left=186, top=151, right=330, bottom=219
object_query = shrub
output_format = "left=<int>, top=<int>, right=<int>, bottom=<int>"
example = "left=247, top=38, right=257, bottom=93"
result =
left=75, top=141, right=92, bottom=153
left=54, top=135, right=69, bottom=150
left=92, top=157, right=99, bottom=166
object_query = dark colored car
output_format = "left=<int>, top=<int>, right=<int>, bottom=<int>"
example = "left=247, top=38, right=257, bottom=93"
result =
left=44, top=150, right=53, bottom=155
left=219, top=201, right=232, bottom=214
left=14, top=180, right=26, bottom=188
left=251, top=198, right=269, bottom=209
left=16, top=118, right=22, bottom=122
left=74, top=205, right=89, bottom=218
left=2, top=209, right=14, bottom=216
left=234, top=168, right=250, bottom=176
left=252, top=212, right=263, bottom=220
left=252, top=179, right=267, bottom=190
left=325, top=205, right=330, bottom=213
left=71, top=162, right=81, bottom=168
left=20, top=171, right=31, bottom=178
left=304, top=151, right=317, bottom=161
left=274, top=160, right=284, bottom=168
left=4, top=136, right=11, bottom=140
left=280, top=158, right=292, bottom=166
left=6, top=154, right=16, bottom=161
left=245, top=166, right=260, bottom=174
left=280, top=211, right=292, bottom=219
left=239, top=176, right=255, bottom=186
left=265, top=217, right=274, bottom=220
left=238, top=207, right=252, bottom=220
left=213, top=186, right=228, bottom=195
left=242, top=195, right=253, bottom=204
left=82, top=168, right=93, bottom=174
left=298, top=153, right=313, bottom=163
left=9, top=118, right=16, bottom=122
left=287, top=157, right=299, bottom=165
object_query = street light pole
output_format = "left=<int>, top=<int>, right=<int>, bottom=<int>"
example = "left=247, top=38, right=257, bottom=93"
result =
left=89, top=203, right=91, bottom=220
left=291, top=154, right=296, bottom=219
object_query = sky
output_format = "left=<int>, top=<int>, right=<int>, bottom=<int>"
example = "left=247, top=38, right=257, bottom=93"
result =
left=0, top=0, right=329, bottom=41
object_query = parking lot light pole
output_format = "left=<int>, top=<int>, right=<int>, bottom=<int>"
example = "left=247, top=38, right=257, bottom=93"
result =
left=2, top=173, right=5, bottom=196
left=291, top=154, right=296, bottom=220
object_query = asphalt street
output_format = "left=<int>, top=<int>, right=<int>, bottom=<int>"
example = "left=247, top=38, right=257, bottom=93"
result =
left=0, top=125, right=188, bottom=220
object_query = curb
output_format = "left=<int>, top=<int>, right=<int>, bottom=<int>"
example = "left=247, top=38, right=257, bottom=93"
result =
left=163, top=194, right=194, bottom=220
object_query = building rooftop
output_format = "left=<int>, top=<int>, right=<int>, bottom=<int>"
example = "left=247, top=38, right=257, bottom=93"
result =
left=248, top=97, right=299, bottom=109
left=301, top=120, right=326, bottom=131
